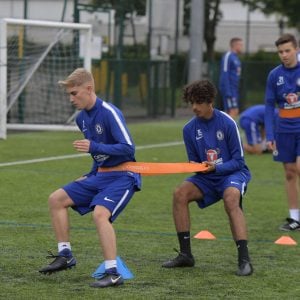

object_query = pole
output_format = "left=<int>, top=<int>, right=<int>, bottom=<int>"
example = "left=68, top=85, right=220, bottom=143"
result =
left=170, top=0, right=180, bottom=117
left=188, top=0, right=204, bottom=83
left=73, top=0, right=79, bottom=23
left=61, top=0, right=68, bottom=22
left=114, top=2, right=124, bottom=108
left=147, top=0, right=153, bottom=116
left=18, top=0, right=28, bottom=123
left=24, top=0, right=28, bottom=19
left=0, top=20, right=7, bottom=139
left=73, top=0, right=80, bottom=62
left=245, top=5, right=250, bottom=57
left=147, top=0, right=152, bottom=58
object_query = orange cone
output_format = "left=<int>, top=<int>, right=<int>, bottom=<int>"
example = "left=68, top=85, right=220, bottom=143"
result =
left=274, top=236, right=297, bottom=245
left=194, top=230, right=216, bottom=240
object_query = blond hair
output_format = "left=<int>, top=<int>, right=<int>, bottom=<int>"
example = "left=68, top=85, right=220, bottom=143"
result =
left=58, top=68, right=94, bottom=89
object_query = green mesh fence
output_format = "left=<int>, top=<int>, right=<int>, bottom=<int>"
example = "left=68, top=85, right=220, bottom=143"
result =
left=208, top=60, right=278, bottom=112
left=92, top=58, right=178, bottom=119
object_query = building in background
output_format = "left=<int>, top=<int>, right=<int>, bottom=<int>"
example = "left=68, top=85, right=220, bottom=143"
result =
left=1, top=0, right=297, bottom=56
left=215, top=0, right=298, bottom=54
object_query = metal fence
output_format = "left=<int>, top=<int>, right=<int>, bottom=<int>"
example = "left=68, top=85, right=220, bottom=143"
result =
left=92, top=58, right=178, bottom=119
left=208, top=60, right=278, bottom=112
left=94, top=59, right=279, bottom=118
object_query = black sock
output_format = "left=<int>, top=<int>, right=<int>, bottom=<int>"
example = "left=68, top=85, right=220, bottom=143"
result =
left=177, top=231, right=192, bottom=256
left=236, top=240, right=250, bottom=264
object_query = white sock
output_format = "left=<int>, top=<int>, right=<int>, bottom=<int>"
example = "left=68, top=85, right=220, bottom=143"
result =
left=289, top=209, right=300, bottom=222
left=105, top=259, right=117, bottom=270
left=261, top=139, right=267, bottom=151
left=58, top=242, right=71, bottom=253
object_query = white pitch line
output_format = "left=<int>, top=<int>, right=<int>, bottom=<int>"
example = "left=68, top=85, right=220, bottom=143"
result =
left=0, top=141, right=183, bottom=168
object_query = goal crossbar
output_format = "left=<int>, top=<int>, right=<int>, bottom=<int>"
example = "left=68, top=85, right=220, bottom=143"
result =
left=3, top=18, right=92, bottom=30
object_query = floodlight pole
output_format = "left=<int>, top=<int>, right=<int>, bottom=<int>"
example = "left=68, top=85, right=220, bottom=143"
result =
left=245, top=5, right=250, bottom=57
left=114, top=1, right=125, bottom=109
left=24, top=0, right=28, bottom=19
left=188, top=0, right=204, bottom=83
left=170, top=0, right=180, bottom=118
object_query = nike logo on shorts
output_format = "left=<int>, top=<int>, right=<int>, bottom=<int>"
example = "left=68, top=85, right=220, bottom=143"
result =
left=230, top=181, right=240, bottom=185
left=104, top=196, right=115, bottom=203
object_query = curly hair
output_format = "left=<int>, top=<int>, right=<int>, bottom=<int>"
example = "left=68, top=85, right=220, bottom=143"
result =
left=183, top=80, right=217, bottom=104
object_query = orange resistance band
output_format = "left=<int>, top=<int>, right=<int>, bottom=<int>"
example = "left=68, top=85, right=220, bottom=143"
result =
left=279, top=107, right=300, bottom=118
left=98, top=162, right=208, bottom=176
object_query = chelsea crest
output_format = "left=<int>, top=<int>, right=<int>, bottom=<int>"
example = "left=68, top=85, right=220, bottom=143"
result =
left=95, top=124, right=103, bottom=134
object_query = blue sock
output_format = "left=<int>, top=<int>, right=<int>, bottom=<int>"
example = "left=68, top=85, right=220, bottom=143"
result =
left=106, top=267, right=118, bottom=275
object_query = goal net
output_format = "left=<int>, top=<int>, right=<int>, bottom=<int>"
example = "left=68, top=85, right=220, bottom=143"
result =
left=0, top=18, right=92, bottom=139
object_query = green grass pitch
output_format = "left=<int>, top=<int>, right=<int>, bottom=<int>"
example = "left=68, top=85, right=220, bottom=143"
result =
left=1, top=120, right=300, bottom=299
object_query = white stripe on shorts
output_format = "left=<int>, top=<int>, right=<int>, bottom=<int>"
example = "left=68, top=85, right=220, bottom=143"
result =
left=112, top=189, right=130, bottom=217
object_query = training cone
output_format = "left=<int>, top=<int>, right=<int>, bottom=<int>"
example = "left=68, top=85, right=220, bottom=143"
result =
left=194, top=230, right=216, bottom=240
left=274, top=236, right=297, bottom=246
left=92, top=256, right=134, bottom=280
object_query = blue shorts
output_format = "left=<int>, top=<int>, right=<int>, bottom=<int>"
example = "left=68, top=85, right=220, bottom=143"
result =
left=239, top=117, right=262, bottom=145
left=63, top=171, right=141, bottom=222
left=274, top=132, right=300, bottom=163
left=186, top=172, right=249, bottom=209
left=222, top=95, right=239, bottom=111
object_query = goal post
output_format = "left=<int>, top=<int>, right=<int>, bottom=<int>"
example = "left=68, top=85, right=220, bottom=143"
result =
left=0, top=20, right=7, bottom=140
left=0, top=18, right=92, bottom=139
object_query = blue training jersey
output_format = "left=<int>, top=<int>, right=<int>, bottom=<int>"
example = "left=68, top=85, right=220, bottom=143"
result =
left=240, top=104, right=265, bottom=125
left=219, top=51, right=242, bottom=98
left=264, top=62, right=300, bottom=141
left=76, top=98, right=136, bottom=176
left=183, top=109, right=250, bottom=179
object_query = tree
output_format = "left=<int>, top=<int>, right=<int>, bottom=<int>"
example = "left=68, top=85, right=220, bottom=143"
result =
left=184, top=0, right=222, bottom=61
left=90, top=0, right=147, bottom=57
left=91, top=0, right=146, bottom=18
left=238, top=0, right=300, bottom=32
left=183, top=0, right=300, bottom=61
left=204, top=0, right=222, bottom=61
